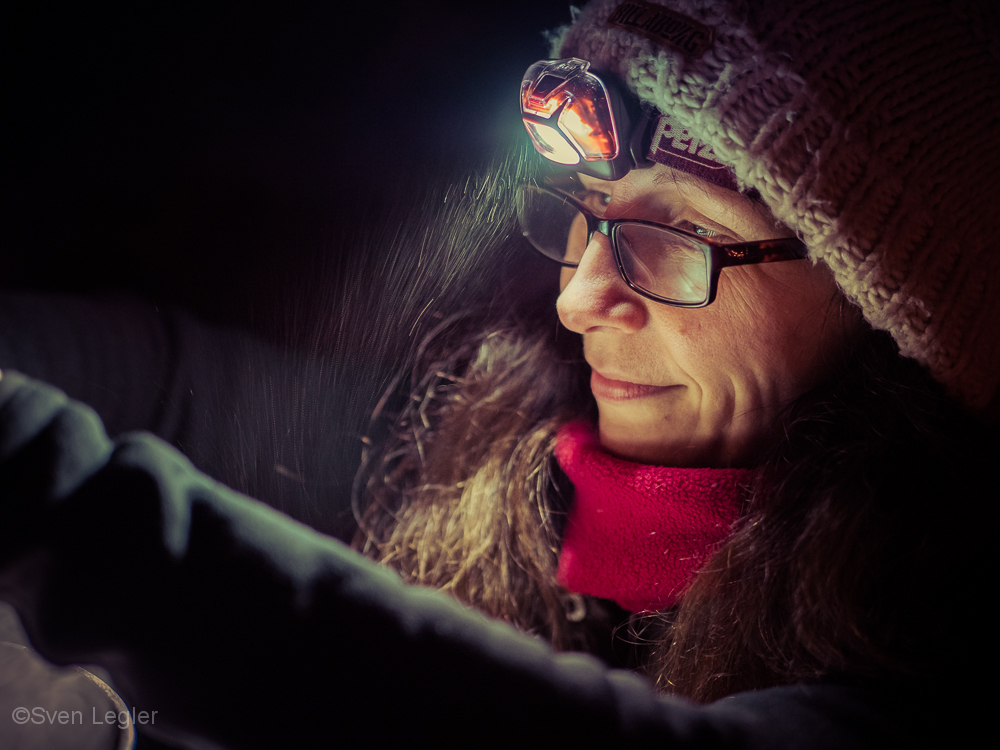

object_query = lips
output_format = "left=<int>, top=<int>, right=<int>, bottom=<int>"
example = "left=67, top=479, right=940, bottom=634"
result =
left=590, top=370, right=675, bottom=401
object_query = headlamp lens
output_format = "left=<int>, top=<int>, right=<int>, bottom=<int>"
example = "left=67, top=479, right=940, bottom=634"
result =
left=520, top=59, right=619, bottom=165
left=557, top=99, right=616, bottom=160
left=523, top=121, right=581, bottom=165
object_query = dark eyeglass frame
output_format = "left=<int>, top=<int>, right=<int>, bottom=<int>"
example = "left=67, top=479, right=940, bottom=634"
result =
left=518, top=185, right=809, bottom=308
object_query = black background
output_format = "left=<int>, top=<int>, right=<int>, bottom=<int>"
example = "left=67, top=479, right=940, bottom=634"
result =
left=4, top=1, right=573, bottom=333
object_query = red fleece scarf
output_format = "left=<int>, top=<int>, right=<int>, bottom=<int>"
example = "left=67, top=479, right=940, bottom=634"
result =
left=555, top=420, right=751, bottom=613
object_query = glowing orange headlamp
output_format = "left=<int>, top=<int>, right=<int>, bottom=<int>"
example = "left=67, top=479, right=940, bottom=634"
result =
left=521, top=58, right=651, bottom=180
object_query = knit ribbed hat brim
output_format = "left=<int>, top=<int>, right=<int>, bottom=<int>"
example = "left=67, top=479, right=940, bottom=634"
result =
left=551, top=0, right=999, bottom=409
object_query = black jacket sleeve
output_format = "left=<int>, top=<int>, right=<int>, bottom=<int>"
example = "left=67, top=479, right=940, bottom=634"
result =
left=0, top=292, right=247, bottom=449
left=0, top=292, right=393, bottom=540
left=0, top=371, right=924, bottom=749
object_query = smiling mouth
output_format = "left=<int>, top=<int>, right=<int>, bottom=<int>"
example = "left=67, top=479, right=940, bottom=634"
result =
left=590, top=370, right=676, bottom=402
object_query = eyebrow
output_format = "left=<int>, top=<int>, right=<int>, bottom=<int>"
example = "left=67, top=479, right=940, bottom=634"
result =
left=651, top=168, right=701, bottom=188
left=575, top=170, right=697, bottom=191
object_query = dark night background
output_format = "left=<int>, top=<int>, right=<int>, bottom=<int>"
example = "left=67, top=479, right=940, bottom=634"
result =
left=3, top=0, right=580, bottom=551
left=4, top=9, right=577, bottom=745
left=4, top=1, right=573, bottom=333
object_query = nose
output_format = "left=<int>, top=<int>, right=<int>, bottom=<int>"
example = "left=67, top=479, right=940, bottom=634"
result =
left=556, top=232, right=647, bottom=334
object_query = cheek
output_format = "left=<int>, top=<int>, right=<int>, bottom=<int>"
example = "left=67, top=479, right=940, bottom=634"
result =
left=648, top=305, right=742, bottom=385
left=672, top=272, right=809, bottom=395
left=721, top=265, right=851, bottom=394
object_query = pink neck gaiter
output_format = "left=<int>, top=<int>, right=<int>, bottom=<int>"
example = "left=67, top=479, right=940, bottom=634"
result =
left=555, top=420, right=751, bottom=613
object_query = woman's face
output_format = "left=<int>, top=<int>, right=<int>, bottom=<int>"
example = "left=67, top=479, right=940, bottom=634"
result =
left=556, top=164, right=858, bottom=467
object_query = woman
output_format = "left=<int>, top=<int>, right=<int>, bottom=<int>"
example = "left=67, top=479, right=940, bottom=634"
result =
left=358, top=0, right=997, bottom=697
left=1, top=0, right=997, bottom=747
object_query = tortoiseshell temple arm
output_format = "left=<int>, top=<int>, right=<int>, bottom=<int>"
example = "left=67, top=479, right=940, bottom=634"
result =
left=718, top=237, right=808, bottom=268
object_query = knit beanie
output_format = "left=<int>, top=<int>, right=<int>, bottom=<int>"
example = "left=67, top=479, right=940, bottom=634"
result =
left=548, top=0, right=999, bottom=409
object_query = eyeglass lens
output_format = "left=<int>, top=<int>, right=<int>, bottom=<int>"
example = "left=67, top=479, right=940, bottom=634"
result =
left=517, top=187, right=711, bottom=304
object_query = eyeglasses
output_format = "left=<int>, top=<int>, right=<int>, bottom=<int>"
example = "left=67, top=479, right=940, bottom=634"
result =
left=515, top=185, right=808, bottom=308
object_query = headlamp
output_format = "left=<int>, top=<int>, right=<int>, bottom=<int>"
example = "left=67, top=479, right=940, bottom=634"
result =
left=520, top=58, right=652, bottom=181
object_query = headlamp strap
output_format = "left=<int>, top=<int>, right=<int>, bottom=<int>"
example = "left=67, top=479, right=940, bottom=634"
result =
left=646, top=112, right=738, bottom=192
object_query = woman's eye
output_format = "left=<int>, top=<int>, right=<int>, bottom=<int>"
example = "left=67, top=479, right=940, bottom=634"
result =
left=578, top=190, right=612, bottom=214
left=675, top=220, right=736, bottom=244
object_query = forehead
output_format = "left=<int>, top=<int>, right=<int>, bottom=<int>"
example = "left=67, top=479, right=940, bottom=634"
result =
left=579, top=164, right=784, bottom=237
left=580, top=163, right=734, bottom=201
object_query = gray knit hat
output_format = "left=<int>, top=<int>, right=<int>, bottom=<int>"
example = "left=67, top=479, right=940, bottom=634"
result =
left=549, top=0, right=999, bottom=409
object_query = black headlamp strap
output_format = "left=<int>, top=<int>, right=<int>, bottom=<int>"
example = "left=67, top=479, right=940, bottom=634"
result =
left=645, top=112, right=739, bottom=192
left=628, top=105, right=657, bottom=172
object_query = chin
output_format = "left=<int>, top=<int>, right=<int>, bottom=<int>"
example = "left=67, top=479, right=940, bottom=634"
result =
left=596, top=402, right=726, bottom=467
left=596, top=412, right=674, bottom=466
